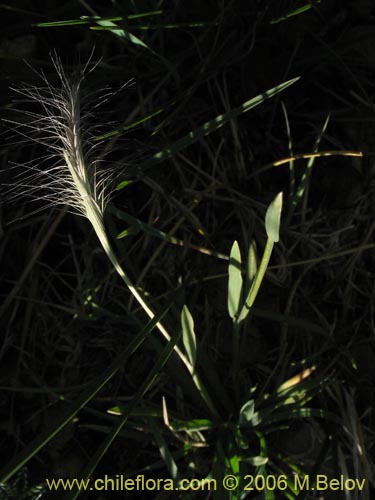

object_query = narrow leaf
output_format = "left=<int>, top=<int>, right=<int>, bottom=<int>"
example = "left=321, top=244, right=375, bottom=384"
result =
left=265, top=192, right=283, bottom=242
left=247, top=240, right=257, bottom=282
left=228, top=241, right=243, bottom=319
left=0, top=309, right=169, bottom=483
left=288, top=114, right=330, bottom=222
left=149, top=419, right=179, bottom=481
left=122, top=78, right=300, bottom=178
left=270, top=4, right=312, bottom=24
left=238, top=239, right=274, bottom=322
left=95, top=19, right=140, bottom=43
left=34, top=12, right=162, bottom=28
left=64, top=316, right=181, bottom=500
left=95, top=108, right=164, bottom=141
left=181, top=305, right=197, bottom=369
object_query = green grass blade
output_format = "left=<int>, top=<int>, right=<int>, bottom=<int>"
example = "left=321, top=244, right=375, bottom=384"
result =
left=288, top=114, right=330, bottom=222
left=0, top=308, right=169, bottom=483
left=181, top=305, right=197, bottom=369
left=238, top=239, right=274, bottom=321
left=126, top=11, right=163, bottom=20
left=251, top=307, right=328, bottom=336
left=211, top=443, right=229, bottom=500
left=270, top=4, right=313, bottom=24
left=34, top=18, right=97, bottom=27
left=110, top=204, right=228, bottom=260
left=120, top=77, right=300, bottom=180
left=34, top=15, right=156, bottom=51
left=34, top=12, right=162, bottom=27
left=63, top=320, right=181, bottom=500
left=91, top=21, right=215, bottom=30
left=92, top=19, right=144, bottom=44
left=149, top=419, right=180, bottom=481
left=169, top=418, right=214, bottom=432
left=94, top=108, right=164, bottom=141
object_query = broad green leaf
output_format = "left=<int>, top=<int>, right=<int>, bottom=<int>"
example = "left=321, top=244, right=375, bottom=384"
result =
left=228, top=241, right=243, bottom=319
left=181, top=305, right=197, bottom=369
left=247, top=240, right=257, bottom=282
left=265, top=192, right=283, bottom=242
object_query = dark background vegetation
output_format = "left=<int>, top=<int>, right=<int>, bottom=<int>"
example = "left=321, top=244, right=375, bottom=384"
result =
left=1, top=1, right=375, bottom=499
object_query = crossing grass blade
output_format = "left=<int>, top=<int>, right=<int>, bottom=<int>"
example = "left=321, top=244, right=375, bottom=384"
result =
left=120, top=78, right=300, bottom=179
left=94, top=108, right=164, bottom=141
left=33, top=12, right=163, bottom=27
left=287, top=115, right=330, bottom=223
left=270, top=3, right=313, bottom=24
left=0, top=309, right=169, bottom=484
left=63, top=320, right=181, bottom=500
left=111, top=205, right=228, bottom=260
left=149, top=418, right=180, bottom=482
left=34, top=13, right=162, bottom=52
left=93, top=18, right=150, bottom=46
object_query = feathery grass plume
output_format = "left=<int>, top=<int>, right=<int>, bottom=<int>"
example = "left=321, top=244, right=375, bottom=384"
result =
left=4, top=54, right=112, bottom=217
left=7, top=53, right=216, bottom=409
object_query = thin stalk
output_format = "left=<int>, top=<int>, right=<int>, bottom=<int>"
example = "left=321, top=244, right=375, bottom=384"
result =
left=11, top=56, right=219, bottom=417
left=231, top=320, right=241, bottom=402
left=65, top=155, right=218, bottom=416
